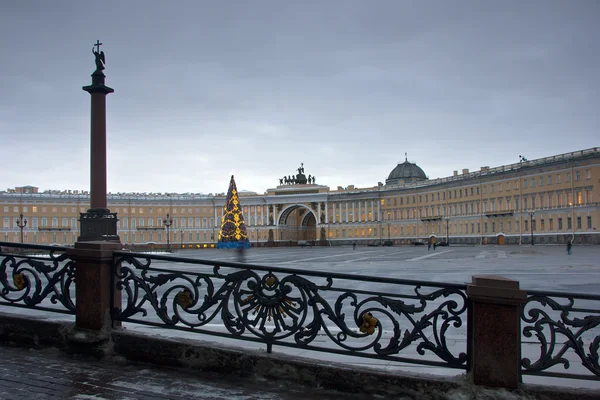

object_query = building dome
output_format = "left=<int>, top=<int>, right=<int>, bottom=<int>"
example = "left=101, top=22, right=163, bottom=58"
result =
left=385, top=157, right=427, bottom=185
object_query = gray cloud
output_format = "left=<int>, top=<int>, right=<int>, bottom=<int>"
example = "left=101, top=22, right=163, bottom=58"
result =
left=1, top=1, right=598, bottom=194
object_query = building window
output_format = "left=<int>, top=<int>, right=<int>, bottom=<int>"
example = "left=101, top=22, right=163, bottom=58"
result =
left=577, top=217, right=581, bottom=229
left=524, top=220, right=528, bottom=231
left=52, top=217, right=58, bottom=227
left=484, top=223, right=488, bottom=233
left=2, top=206, right=7, bottom=212
left=540, top=219, right=545, bottom=231
left=523, top=180, right=528, bottom=188
left=566, top=172, right=571, bottom=182
left=490, top=185, right=494, bottom=194
left=586, top=169, right=590, bottom=179
left=576, top=191, right=582, bottom=204
left=32, top=206, right=37, bottom=213
left=531, top=178, right=535, bottom=188
left=508, top=221, right=512, bottom=232
left=532, top=220, right=536, bottom=231
left=539, top=177, right=543, bottom=186
left=567, top=217, right=572, bottom=230
left=575, top=171, right=580, bottom=181
left=547, top=175, right=552, bottom=185
left=557, top=174, right=561, bottom=184
left=588, top=216, right=592, bottom=229
left=558, top=218, right=563, bottom=230
left=549, top=218, right=553, bottom=230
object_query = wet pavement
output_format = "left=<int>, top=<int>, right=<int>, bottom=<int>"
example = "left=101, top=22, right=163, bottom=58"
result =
left=0, top=343, right=369, bottom=400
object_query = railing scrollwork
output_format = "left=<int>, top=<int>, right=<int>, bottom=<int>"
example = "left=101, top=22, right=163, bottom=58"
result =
left=112, top=251, right=468, bottom=369
left=0, top=243, right=76, bottom=314
left=521, top=290, right=600, bottom=380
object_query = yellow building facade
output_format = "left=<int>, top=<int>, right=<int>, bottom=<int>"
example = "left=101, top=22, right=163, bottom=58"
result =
left=1, top=148, right=599, bottom=247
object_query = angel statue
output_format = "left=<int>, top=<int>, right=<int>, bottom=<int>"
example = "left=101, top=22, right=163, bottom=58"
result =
left=92, top=41, right=106, bottom=71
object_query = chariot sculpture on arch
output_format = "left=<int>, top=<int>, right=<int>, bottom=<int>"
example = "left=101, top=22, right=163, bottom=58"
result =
left=278, top=162, right=315, bottom=186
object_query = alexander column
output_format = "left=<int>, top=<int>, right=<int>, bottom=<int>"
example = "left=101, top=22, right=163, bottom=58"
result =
left=67, top=41, right=121, bottom=335
left=79, top=40, right=119, bottom=242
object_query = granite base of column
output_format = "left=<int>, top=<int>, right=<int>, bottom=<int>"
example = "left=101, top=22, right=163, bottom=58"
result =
left=467, top=275, right=527, bottom=389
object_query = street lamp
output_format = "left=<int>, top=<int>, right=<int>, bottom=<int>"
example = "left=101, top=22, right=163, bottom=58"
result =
left=163, top=213, right=173, bottom=251
left=528, top=210, right=535, bottom=246
left=445, top=217, right=449, bottom=245
left=179, top=227, right=184, bottom=249
left=387, top=222, right=391, bottom=244
left=16, top=213, right=27, bottom=243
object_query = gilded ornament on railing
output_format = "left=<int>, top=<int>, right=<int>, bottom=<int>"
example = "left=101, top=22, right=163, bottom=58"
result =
left=359, top=312, right=378, bottom=335
left=175, top=289, right=194, bottom=310
left=12, top=273, right=26, bottom=290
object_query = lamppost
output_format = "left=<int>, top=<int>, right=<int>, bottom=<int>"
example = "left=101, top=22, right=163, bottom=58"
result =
left=16, top=213, right=27, bottom=243
left=163, top=213, right=173, bottom=251
left=445, top=217, right=449, bottom=245
left=528, top=210, right=535, bottom=246
left=179, top=227, right=184, bottom=249
left=387, top=222, right=391, bottom=244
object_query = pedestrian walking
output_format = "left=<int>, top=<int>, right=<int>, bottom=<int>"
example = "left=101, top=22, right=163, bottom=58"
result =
left=352, top=241, right=356, bottom=250
left=427, top=242, right=431, bottom=251
left=237, top=246, right=246, bottom=263
left=567, top=239, right=572, bottom=255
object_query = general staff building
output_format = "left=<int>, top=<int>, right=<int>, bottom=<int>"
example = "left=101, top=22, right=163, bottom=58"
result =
left=2, top=148, right=598, bottom=247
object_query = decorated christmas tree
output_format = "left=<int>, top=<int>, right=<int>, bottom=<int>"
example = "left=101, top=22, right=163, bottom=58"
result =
left=217, top=175, right=250, bottom=249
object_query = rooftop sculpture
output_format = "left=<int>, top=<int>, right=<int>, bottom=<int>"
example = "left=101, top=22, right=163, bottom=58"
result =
left=278, top=163, right=316, bottom=186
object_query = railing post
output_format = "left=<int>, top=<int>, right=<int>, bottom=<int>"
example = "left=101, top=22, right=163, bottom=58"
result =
left=67, top=242, right=121, bottom=331
left=467, top=275, right=526, bottom=389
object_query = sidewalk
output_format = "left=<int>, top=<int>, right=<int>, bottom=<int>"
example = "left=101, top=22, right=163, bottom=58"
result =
left=0, top=343, right=364, bottom=400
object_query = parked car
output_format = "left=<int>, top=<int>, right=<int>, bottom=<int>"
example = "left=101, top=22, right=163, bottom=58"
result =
left=437, top=241, right=449, bottom=246
left=412, top=240, right=426, bottom=246
left=298, top=240, right=312, bottom=247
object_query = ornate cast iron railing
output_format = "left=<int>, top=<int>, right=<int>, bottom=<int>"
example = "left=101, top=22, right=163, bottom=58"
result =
left=0, top=242, right=76, bottom=314
left=112, top=251, right=469, bottom=369
left=521, top=290, right=600, bottom=380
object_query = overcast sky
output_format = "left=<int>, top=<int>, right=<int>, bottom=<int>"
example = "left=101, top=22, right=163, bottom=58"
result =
left=2, top=1, right=598, bottom=195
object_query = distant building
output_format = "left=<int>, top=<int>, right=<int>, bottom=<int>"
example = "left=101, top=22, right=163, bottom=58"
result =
left=1, top=148, right=598, bottom=246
